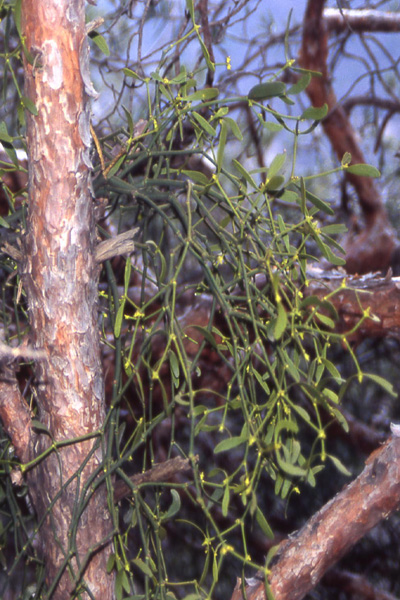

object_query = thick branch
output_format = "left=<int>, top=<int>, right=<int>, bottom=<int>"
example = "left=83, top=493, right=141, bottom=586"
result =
left=231, top=434, right=400, bottom=600
left=305, top=266, right=400, bottom=342
left=324, top=8, right=400, bottom=33
left=300, top=0, right=383, bottom=217
left=300, top=0, right=397, bottom=274
left=21, top=0, right=114, bottom=596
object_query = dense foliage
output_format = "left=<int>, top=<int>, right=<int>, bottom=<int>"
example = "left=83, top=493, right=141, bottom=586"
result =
left=0, top=1, right=400, bottom=598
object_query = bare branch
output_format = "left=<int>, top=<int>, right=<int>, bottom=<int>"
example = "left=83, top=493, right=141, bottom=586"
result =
left=113, top=455, right=199, bottom=502
left=95, top=227, right=139, bottom=263
left=231, top=434, right=400, bottom=600
left=0, top=340, right=46, bottom=361
left=324, top=8, right=400, bottom=34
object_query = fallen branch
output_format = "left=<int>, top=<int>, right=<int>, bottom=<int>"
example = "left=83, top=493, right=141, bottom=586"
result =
left=230, top=432, right=400, bottom=600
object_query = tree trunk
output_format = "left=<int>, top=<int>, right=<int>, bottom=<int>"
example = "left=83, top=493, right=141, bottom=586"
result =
left=20, top=1, right=115, bottom=597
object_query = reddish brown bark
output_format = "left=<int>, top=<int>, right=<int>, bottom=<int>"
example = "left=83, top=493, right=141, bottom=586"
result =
left=305, top=266, right=400, bottom=343
left=231, top=434, right=400, bottom=600
left=0, top=366, right=32, bottom=464
left=2, top=1, right=117, bottom=598
left=300, top=0, right=397, bottom=274
left=323, top=568, right=399, bottom=600
left=324, top=8, right=400, bottom=34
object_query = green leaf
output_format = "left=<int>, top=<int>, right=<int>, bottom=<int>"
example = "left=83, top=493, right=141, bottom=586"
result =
left=192, top=111, right=217, bottom=137
left=183, top=88, right=219, bottom=102
left=346, top=163, right=380, bottom=177
left=169, top=350, right=180, bottom=384
left=304, top=189, right=334, bottom=215
left=315, top=312, right=335, bottom=329
left=123, top=68, right=143, bottom=81
left=106, top=553, right=116, bottom=574
left=253, top=369, right=270, bottom=394
left=341, top=151, right=352, bottom=166
left=274, top=302, right=287, bottom=340
left=21, top=96, right=38, bottom=116
left=265, top=175, right=285, bottom=192
left=222, top=484, right=230, bottom=517
left=121, top=570, right=131, bottom=594
left=232, top=159, right=258, bottom=189
left=248, top=81, right=286, bottom=100
left=0, top=141, right=19, bottom=167
left=169, top=70, right=188, bottom=85
left=162, top=489, right=181, bottom=521
left=287, top=73, right=311, bottom=95
left=181, top=170, right=210, bottom=185
left=321, top=223, right=347, bottom=235
left=321, top=358, right=341, bottom=380
left=330, top=407, right=349, bottom=432
left=107, top=154, right=126, bottom=179
left=90, top=32, right=110, bottom=56
left=328, top=454, right=352, bottom=476
left=319, top=241, right=346, bottom=266
left=197, top=34, right=215, bottom=74
left=190, top=325, right=217, bottom=349
left=291, top=404, right=311, bottom=423
left=124, top=258, right=132, bottom=292
left=0, top=122, right=13, bottom=143
left=280, top=189, right=298, bottom=202
left=185, top=0, right=195, bottom=19
left=31, top=420, right=52, bottom=436
left=283, top=352, right=300, bottom=383
left=122, top=106, right=134, bottom=137
left=132, top=558, right=154, bottom=578
left=265, top=121, right=284, bottom=132
left=301, top=104, right=328, bottom=120
left=214, top=435, right=246, bottom=454
left=364, top=373, right=397, bottom=397
left=0, top=216, right=10, bottom=229
left=275, top=418, right=299, bottom=438
left=277, top=453, right=307, bottom=477
left=223, top=117, right=243, bottom=141
left=114, top=299, right=126, bottom=338
left=14, top=0, right=22, bottom=37
left=217, top=119, right=227, bottom=173
left=268, top=152, right=286, bottom=179
left=323, top=388, right=339, bottom=404
left=150, top=71, right=163, bottom=82
left=255, top=506, right=274, bottom=539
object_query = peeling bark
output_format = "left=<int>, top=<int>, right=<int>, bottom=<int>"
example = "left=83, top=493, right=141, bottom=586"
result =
left=17, top=1, right=115, bottom=597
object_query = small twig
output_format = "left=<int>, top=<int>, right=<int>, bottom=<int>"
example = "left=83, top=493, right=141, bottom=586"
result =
left=1, top=241, right=23, bottom=263
left=0, top=340, right=45, bottom=361
left=85, top=17, right=105, bottom=35
left=2, top=229, right=139, bottom=265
